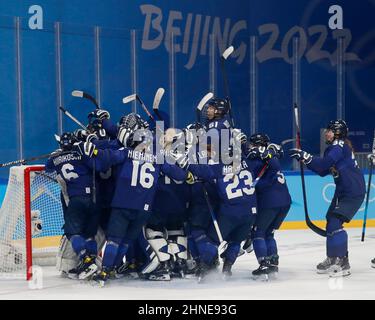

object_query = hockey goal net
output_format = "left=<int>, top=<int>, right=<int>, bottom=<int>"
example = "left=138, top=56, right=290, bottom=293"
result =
left=0, top=165, right=64, bottom=280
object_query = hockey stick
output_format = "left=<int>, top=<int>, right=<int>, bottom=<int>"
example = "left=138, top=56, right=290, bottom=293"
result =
left=361, top=130, right=375, bottom=241
left=123, top=94, right=156, bottom=123
left=0, top=153, right=53, bottom=168
left=196, top=92, right=214, bottom=124
left=196, top=93, right=227, bottom=256
left=293, top=104, right=326, bottom=237
left=72, top=90, right=99, bottom=109
left=220, top=46, right=235, bottom=127
left=58, top=107, right=96, bottom=204
left=59, top=107, right=88, bottom=131
left=152, top=88, right=165, bottom=121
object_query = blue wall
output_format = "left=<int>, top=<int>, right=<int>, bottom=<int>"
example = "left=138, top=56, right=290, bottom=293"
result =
left=0, top=0, right=373, bottom=180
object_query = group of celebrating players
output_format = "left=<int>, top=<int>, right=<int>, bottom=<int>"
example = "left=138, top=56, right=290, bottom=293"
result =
left=44, top=95, right=374, bottom=286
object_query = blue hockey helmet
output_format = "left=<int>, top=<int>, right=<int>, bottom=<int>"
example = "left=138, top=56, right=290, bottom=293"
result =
left=58, top=132, right=77, bottom=151
left=205, top=98, right=230, bottom=119
left=326, top=119, right=348, bottom=139
left=249, top=133, right=270, bottom=147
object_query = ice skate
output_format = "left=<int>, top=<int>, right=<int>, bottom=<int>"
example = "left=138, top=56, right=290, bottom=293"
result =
left=328, top=256, right=351, bottom=278
left=268, top=254, right=279, bottom=279
left=171, top=258, right=187, bottom=279
left=91, top=269, right=111, bottom=287
left=115, top=262, right=139, bottom=280
left=144, top=262, right=171, bottom=281
left=316, top=257, right=334, bottom=274
left=197, top=262, right=216, bottom=283
left=77, top=255, right=98, bottom=280
left=67, top=255, right=97, bottom=280
left=222, top=259, right=233, bottom=280
left=252, top=259, right=272, bottom=281
left=184, top=259, right=199, bottom=279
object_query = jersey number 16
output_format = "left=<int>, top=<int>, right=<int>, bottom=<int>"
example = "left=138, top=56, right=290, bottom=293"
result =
left=131, top=161, right=155, bottom=189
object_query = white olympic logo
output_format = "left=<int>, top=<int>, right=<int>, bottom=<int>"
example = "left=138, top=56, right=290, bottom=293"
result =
left=322, top=182, right=375, bottom=212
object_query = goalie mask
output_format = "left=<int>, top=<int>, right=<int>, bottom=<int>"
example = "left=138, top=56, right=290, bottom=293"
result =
left=119, top=113, right=149, bottom=131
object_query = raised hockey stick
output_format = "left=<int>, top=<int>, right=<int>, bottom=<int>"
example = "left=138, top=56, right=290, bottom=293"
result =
left=196, top=92, right=214, bottom=124
left=293, top=104, right=326, bottom=237
left=58, top=107, right=96, bottom=204
left=196, top=93, right=227, bottom=255
left=59, top=106, right=88, bottom=131
left=123, top=94, right=156, bottom=123
left=361, top=130, right=375, bottom=241
left=152, top=88, right=165, bottom=121
left=220, top=46, right=235, bottom=127
left=72, top=90, right=99, bottom=109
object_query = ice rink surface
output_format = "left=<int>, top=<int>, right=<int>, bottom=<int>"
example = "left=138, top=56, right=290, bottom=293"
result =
left=1, top=228, right=375, bottom=300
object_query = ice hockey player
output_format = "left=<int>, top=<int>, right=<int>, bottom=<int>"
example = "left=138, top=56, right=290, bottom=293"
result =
left=289, top=120, right=366, bottom=277
left=91, top=119, right=188, bottom=286
left=182, top=122, right=220, bottom=278
left=173, top=134, right=258, bottom=282
left=245, top=133, right=291, bottom=280
left=368, top=152, right=375, bottom=268
left=141, top=114, right=191, bottom=281
left=45, top=132, right=125, bottom=280
left=204, top=98, right=232, bottom=131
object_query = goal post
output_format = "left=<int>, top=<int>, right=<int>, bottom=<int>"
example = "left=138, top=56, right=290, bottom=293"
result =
left=0, top=165, right=64, bottom=280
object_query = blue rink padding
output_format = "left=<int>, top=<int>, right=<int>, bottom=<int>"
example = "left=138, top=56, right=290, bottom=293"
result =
left=285, top=173, right=374, bottom=222
left=0, top=174, right=373, bottom=223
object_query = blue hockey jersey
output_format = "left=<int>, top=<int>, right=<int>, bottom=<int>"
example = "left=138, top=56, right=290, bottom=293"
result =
left=307, top=140, right=366, bottom=198
left=247, top=157, right=291, bottom=209
left=111, top=148, right=188, bottom=211
left=45, top=148, right=125, bottom=200
left=189, top=160, right=258, bottom=217
left=152, top=174, right=191, bottom=214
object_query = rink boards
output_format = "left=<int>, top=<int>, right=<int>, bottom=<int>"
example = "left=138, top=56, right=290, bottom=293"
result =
left=0, top=173, right=373, bottom=236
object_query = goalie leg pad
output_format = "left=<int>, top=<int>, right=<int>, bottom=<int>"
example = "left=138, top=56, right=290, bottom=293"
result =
left=167, top=229, right=188, bottom=260
left=56, top=235, right=79, bottom=273
left=145, top=228, right=170, bottom=262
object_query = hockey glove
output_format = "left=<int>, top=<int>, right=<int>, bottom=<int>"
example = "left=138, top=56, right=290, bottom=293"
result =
left=248, top=146, right=273, bottom=160
left=186, top=122, right=206, bottom=131
left=117, top=126, right=134, bottom=148
left=267, top=143, right=284, bottom=159
left=289, top=148, right=312, bottom=164
left=86, top=133, right=99, bottom=143
left=73, top=129, right=89, bottom=142
left=73, top=141, right=98, bottom=158
left=88, top=109, right=110, bottom=121
left=232, top=129, right=247, bottom=145
left=170, top=150, right=190, bottom=170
